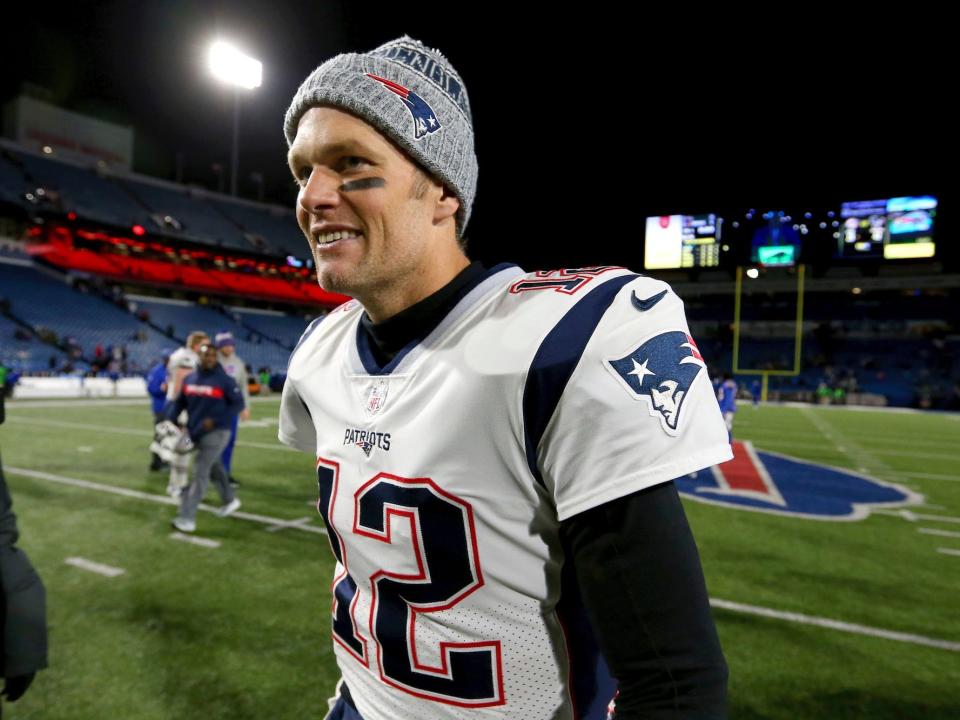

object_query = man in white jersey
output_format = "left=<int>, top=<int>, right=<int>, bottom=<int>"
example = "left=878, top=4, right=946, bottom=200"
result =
left=163, top=330, right=209, bottom=497
left=279, top=37, right=732, bottom=720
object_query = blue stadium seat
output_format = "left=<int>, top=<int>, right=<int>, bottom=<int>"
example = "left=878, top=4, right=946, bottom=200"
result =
left=211, top=199, right=306, bottom=257
left=0, top=262, right=172, bottom=372
left=0, top=313, right=74, bottom=372
left=231, top=309, right=311, bottom=350
left=9, top=148, right=152, bottom=228
left=0, top=151, right=29, bottom=208
left=131, top=297, right=293, bottom=372
left=119, top=179, right=254, bottom=251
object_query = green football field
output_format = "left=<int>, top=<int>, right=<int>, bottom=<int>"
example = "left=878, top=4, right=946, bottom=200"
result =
left=1, top=397, right=958, bottom=719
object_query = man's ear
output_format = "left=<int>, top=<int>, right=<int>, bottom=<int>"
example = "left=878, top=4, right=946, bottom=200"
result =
left=434, top=185, right=460, bottom=225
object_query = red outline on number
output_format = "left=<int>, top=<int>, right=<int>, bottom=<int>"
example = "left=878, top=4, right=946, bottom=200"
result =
left=508, top=266, right=624, bottom=295
left=316, top=456, right=369, bottom=667
left=352, top=472, right=505, bottom=708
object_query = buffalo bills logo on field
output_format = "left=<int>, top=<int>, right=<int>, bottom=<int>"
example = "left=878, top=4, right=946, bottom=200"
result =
left=605, top=331, right=706, bottom=435
left=677, top=441, right=922, bottom=520
left=366, top=73, right=441, bottom=140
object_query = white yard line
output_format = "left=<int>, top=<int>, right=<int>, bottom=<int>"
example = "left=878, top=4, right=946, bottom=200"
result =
left=742, top=428, right=958, bottom=448
left=895, top=472, right=960, bottom=483
left=800, top=407, right=898, bottom=476
left=918, top=528, right=960, bottom=539
left=936, top=548, right=960, bottom=557
left=10, top=399, right=152, bottom=409
left=169, top=532, right=221, bottom=548
left=64, top=557, right=125, bottom=577
left=265, top=516, right=315, bottom=533
left=6, top=417, right=297, bottom=453
left=5, top=466, right=325, bottom=536
left=777, top=401, right=960, bottom=419
left=874, top=509, right=960, bottom=524
left=710, top=599, right=960, bottom=652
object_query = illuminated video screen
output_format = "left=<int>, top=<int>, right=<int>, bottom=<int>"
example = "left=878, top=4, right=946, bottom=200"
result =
left=747, top=211, right=801, bottom=267
left=644, top=213, right=722, bottom=270
left=838, top=196, right=937, bottom=260
left=756, top=245, right=797, bottom=266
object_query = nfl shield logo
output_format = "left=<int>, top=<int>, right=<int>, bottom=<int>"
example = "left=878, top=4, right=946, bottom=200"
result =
left=365, top=379, right=389, bottom=417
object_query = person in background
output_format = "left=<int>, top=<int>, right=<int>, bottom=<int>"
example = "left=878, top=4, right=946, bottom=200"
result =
left=0, top=393, right=47, bottom=708
left=717, top=373, right=739, bottom=441
left=163, top=331, right=209, bottom=498
left=258, top=368, right=271, bottom=396
left=146, top=350, right=171, bottom=471
left=214, top=333, right=251, bottom=487
left=166, top=343, right=244, bottom=534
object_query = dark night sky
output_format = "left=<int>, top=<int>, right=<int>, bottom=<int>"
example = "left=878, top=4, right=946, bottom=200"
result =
left=1, top=2, right=950, bottom=271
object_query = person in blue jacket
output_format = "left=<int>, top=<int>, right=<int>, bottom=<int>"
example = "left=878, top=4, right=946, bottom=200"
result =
left=146, top=351, right=170, bottom=471
left=166, top=343, right=244, bottom=533
left=717, top=373, right=739, bottom=441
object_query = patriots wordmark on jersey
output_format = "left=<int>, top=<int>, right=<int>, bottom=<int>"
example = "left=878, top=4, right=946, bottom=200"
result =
left=279, top=265, right=732, bottom=720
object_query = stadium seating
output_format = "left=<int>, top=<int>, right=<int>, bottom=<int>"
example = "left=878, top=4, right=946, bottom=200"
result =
left=117, top=177, right=254, bottom=251
left=6, top=147, right=153, bottom=228
left=210, top=198, right=306, bottom=257
left=230, top=309, right=312, bottom=349
left=0, top=151, right=29, bottom=208
left=0, top=312, right=74, bottom=372
left=129, top=297, right=293, bottom=372
left=0, top=262, right=172, bottom=372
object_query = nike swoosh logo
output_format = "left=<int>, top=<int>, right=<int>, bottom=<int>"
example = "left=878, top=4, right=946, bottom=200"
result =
left=631, top=288, right=668, bottom=311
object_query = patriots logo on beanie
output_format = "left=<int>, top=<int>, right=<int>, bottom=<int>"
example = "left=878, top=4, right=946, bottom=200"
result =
left=365, top=73, right=441, bottom=140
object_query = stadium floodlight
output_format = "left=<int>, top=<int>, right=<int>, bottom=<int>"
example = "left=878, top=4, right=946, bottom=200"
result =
left=208, top=41, right=262, bottom=90
left=207, top=41, right=262, bottom=196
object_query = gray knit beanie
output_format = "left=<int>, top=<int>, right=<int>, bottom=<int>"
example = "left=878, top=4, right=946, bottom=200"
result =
left=284, top=36, right=477, bottom=236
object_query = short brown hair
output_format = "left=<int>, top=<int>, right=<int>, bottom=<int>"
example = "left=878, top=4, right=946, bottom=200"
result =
left=187, top=331, right=209, bottom=349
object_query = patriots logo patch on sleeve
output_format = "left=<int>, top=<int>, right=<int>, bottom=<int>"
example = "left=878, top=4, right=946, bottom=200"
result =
left=605, top=331, right=706, bottom=435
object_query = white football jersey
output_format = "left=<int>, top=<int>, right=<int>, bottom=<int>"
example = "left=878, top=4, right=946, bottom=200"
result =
left=165, top=346, right=199, bottom=401
left=279, top=265, right=731, bottom=720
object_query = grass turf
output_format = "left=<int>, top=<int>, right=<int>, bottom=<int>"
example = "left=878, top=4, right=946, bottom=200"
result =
left=2, top=398, right=958, bottom=719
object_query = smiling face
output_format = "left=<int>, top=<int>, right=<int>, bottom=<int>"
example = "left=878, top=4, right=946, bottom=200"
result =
left=288, top=106, right=465, bottom=322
